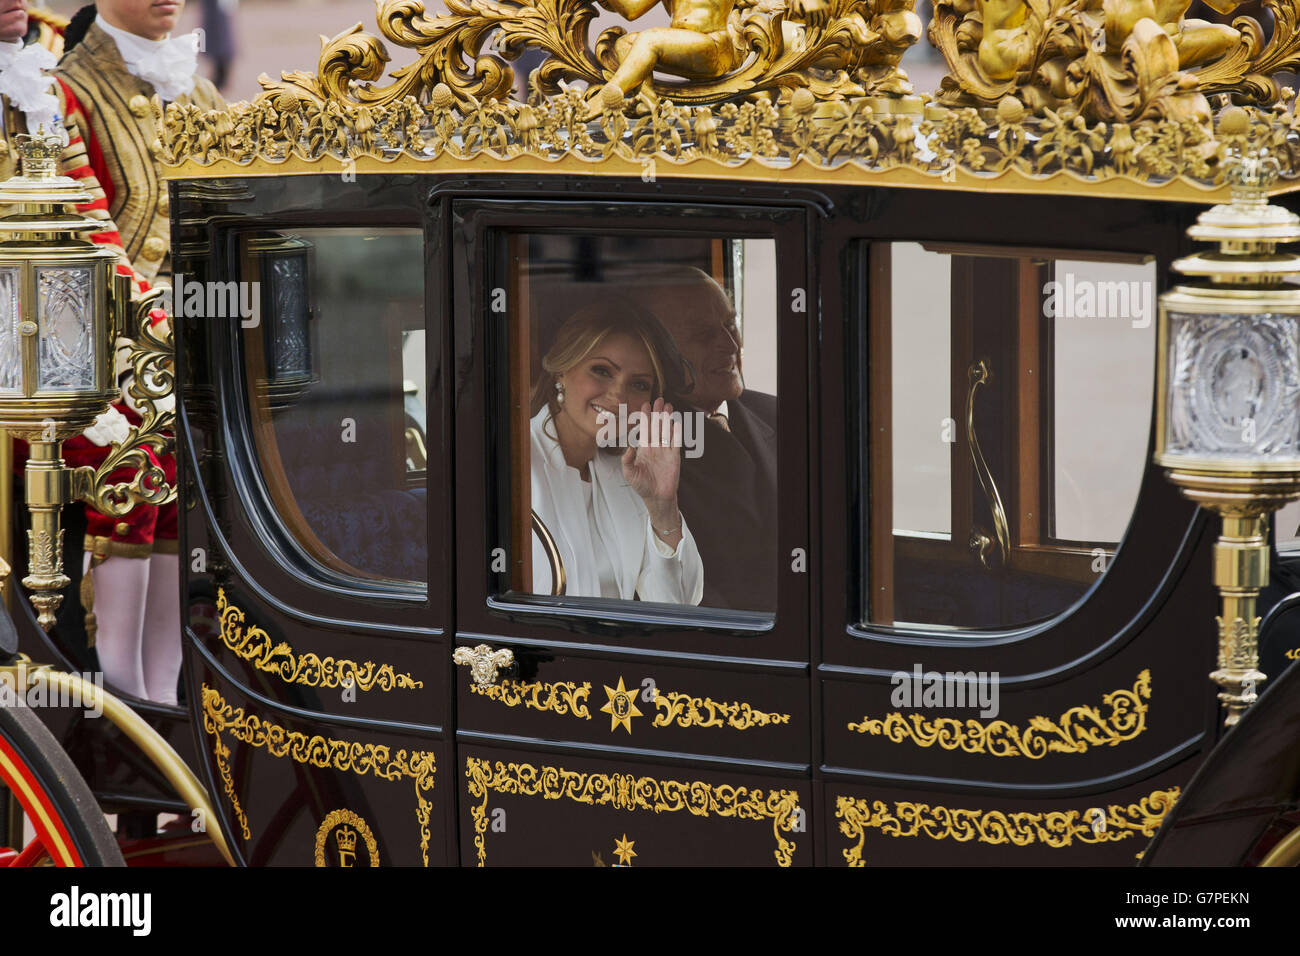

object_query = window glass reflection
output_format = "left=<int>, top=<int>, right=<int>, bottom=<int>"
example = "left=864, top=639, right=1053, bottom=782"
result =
left=870, top=243, right=1155, bottom=629
left=242, top=227, right=427, bottom=586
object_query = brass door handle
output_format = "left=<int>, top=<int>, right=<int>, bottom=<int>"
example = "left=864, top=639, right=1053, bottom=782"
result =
left=966, top=359, right=1010, bottom=570
left=453, top=643, right=516, bottom=688
left=531, top=509, right=566, bottom=596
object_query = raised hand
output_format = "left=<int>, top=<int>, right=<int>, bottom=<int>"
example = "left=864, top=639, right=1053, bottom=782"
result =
left=622, top=398, right=683, bottom=509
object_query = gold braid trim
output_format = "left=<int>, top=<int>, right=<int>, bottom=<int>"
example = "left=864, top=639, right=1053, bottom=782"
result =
left=201, top=685, right=438, bottom=864
left=847, top=670, right=1151, bottom=757
left=834, top=788, right=1180, bottom=866
left=82, top=534, right=153, bottom=559
left=216, top=588, right=423, bottom=692
left=465, top=757, right=801, bottom=867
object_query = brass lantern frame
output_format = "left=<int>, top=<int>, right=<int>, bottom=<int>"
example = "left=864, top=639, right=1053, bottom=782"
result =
left=1154, top=130, right=1300, bottom=728
left=0, top=134, right=177, bottom=629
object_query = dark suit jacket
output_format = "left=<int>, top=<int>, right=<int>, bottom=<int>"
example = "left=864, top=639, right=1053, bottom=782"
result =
left=677, top=390, right=778, bottom=611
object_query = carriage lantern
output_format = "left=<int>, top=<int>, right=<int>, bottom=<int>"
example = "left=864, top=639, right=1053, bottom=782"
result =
left=1155, top=109, right=1300, bottom=728
left=0, top=130, right=171, bottom=629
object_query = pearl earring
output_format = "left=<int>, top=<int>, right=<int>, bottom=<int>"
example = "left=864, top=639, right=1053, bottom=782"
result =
left=555, top=380, right=565, bottom=406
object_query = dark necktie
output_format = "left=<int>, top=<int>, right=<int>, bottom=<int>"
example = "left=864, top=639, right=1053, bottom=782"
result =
left=708, top=411, right=731, bottom=433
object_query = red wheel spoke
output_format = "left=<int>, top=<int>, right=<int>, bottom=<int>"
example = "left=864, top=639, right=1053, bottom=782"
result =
left=11, top=836, right=48, bottom=867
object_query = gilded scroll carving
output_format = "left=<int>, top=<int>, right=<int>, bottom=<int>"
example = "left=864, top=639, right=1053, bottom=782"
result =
left=464, top=756, right=801, bottom=866
left=931, top=0, right=1300, bottom=120
left=652, top=691, right=792, bottom=730
left=847, top=670, right=1151, bottom=757
left=159, top=85, right=1270, bottom=198
left=215, top=588, right=423, bottom=693
left=469, top=678, right=593, bottom=717
left=257, top=0, right=919, bottom=112
left=834, top=787, right=1180, bottom=865
left=201, top=685, right=438, bottom=864
left=464, top=672, right=790, bottom=732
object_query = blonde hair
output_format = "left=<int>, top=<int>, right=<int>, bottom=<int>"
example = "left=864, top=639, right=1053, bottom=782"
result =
left=530, top=299, right=693, bottom=424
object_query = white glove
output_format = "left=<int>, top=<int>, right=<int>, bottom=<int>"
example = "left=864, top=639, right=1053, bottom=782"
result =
left=81, top=406, right=132, bottom=448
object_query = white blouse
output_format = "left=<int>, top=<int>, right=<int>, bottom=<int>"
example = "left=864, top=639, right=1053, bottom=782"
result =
left=530, top=408, right=704, bottom=604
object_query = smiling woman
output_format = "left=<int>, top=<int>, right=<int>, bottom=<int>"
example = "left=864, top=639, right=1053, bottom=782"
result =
left=501, top=232, right=779, bottom=612
left=528, top=302, right=704, bottom=604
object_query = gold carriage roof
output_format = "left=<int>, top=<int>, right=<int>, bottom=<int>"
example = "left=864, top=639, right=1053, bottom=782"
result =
left=157, top=0, right=1300, bottom=203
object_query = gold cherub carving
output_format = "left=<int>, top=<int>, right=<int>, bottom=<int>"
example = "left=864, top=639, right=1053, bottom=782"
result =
left=258, top=0, right=920, bottom=114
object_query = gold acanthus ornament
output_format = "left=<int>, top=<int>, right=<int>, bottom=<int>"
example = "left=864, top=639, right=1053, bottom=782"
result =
left=201, top=685, right=439, bottom=864
left=848, top=670, right=1151, bottom=757
left=257, top=0, right=921, bottom=112
left=68, top=289, right=177, bottom=517
left=464, top=756, right=802, bottom=866
left=215, top=588, right=424, bottom=692
left=468, top=675, right=792, bottom=730
left=834, top=787, right=1180, bottom=865
left=932, top=0, right=1300, bottom=122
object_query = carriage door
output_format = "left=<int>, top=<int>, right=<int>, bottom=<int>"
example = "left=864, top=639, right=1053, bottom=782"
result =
left=870, top=244, right=1157, bottom=627
left=817, top=233, right=1211, bottom=867
left=448, top=197, right=812, bottom=866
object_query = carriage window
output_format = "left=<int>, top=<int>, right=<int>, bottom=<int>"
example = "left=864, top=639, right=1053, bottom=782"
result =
left=241, top=228, right=427, bottom=586
left=868, top=242, right=1155, bottom=629
left=498, top=233, right=778, bottom=613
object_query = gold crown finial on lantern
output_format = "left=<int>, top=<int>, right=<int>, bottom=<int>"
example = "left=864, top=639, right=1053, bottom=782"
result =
left=1225, top=146, right=1282, bottom=204
left=13, top=126, right=66, bottom=179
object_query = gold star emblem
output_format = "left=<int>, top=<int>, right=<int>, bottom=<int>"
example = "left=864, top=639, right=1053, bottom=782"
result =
left=613, top=834, right=637, bottom=866
left=600, top=677, right=642, bottom=733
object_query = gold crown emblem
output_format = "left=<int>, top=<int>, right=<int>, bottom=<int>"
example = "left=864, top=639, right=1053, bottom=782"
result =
left=14, top=129, right=64, bottom=162
left=334, top=824, right=358, bottom=854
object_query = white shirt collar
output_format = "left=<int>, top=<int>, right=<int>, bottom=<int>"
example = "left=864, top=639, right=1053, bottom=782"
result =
left=95, top=15, right=168, bottom=68
left=0, top=38, right=21, bottom=70
left=95, top=14, right=199, bottom=102
left=715, top=400, right=729, bottom=419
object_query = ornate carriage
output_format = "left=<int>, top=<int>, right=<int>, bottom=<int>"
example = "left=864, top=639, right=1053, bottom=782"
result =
left=5, top=0, right=1300, bottom=867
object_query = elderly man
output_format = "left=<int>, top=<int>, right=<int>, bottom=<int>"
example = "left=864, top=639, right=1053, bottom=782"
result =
left=638, top=266, right=777, bottom=611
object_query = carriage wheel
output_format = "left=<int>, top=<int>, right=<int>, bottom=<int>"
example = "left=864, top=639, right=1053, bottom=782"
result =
left=0, top=702, right=124, bottom=867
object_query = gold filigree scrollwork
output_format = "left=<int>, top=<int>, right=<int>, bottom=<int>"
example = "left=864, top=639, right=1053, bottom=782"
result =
left=465, top=756, right=801, bottom=866
left=652, top=691, right=792, bottom=730
left=468, top=672, right=791, bottom=731
left=215, top=588, right=424, bottom=692
left=160, top=85, right=1264, bottom=197
left=469, top=678, right=593, bottom=717
left=258, top=0, right=919, bottom=111
left=931, top=0, right=1220, bottom=122
left=71, top=289, right=176, bottom=517
left=847, top=670, right=1151, bottom=757
left=201, top=685, right=438, bottom=864
left=834, top=787, right=1180, bottom=866
left=932, top=0, right=1300, bottom=119
left=208, top=730, right=249, bottom=841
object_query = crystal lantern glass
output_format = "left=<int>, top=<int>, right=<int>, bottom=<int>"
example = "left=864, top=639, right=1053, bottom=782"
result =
left=1155, top=116, right=1300, bottom=728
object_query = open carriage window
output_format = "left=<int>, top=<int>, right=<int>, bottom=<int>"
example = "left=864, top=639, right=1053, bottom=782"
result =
left=240, top=227, right=428, bottom=587
left=496, top=233, right=778, bottom=613
left=867, top=242, right=1156, bottom=629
